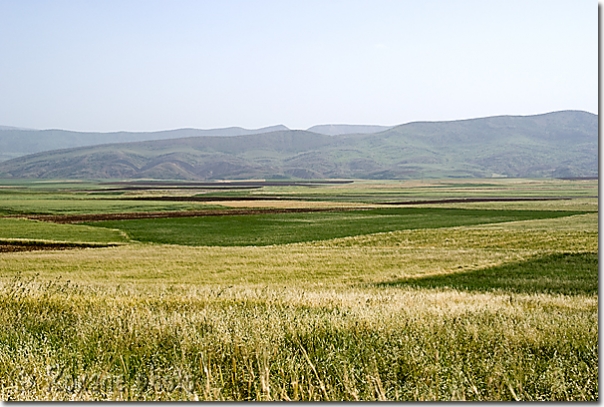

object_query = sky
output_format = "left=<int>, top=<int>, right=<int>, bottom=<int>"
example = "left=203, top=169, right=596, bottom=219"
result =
left=0, top=0, right=597, bottom=132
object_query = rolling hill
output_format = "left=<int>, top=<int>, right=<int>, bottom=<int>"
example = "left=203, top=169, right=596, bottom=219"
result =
left=0, top=110, right=597, bottom=180
left=306, top=124, right=392, bottom=136
left=0, top=124, right=291, bottom=162
left=0, top=123, right=392, bottom=163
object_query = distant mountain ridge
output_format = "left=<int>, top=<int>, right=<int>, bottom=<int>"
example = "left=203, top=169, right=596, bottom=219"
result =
left=306, top=124, right=392, bottom=136
left=0, top=123, right=393, bottom=163
left=0, top=125, right=29, bottom=131
left=0, top=110, right=597, bottom=180
left=0, top=124, right=292, bottom=162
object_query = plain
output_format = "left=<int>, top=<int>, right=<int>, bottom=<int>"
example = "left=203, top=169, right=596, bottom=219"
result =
left=0, top=178, right=598, bottom=401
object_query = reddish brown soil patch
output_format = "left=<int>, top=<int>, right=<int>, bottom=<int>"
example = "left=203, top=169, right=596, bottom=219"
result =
left=124, top=196, right=574, bottom=204
left=126, top=196, right=307, bottom=201
left=1, top=243, right=71, bottom=253
left=7, top=207, right=367, bottom=224
left=0, top=241, right=115, bottom=252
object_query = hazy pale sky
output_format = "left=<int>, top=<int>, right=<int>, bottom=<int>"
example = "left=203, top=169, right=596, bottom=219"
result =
left=0, top=0, right=597, bottom=132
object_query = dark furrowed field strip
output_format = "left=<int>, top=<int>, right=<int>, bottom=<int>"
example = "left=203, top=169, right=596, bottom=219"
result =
left=2, top=207, right=372, bottom=224
left=120, top=196, right=577, bottom=203
left=0, top=243, right=77, bottom=253
left=0, top=240, right=118, bottom=252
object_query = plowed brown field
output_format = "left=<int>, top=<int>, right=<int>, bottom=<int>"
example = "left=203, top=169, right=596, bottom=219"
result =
left=6, top=207, right=367, bottom=224
left=0, top=241, right=115, bottom=252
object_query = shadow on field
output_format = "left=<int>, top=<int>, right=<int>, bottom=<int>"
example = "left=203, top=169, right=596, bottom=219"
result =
left=379, top=253, right=598, bottom=296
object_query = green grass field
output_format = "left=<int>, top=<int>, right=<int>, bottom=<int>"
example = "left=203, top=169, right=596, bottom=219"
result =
left=0, top=193, right=223, bottom=215
left=89, top=208, right=582, bottom=246
left=0, top=178, right=598, bottom=401
left=384, top=252, right=598, bottom=296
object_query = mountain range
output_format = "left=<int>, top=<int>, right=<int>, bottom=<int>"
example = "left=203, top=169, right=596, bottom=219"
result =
left=0, top=110, right=597, bottom=180
left=0, top=124, right=293, bottom=162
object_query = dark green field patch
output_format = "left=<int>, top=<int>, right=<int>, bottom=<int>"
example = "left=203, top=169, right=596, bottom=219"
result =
left=381, top=252, right=598, bottom=296
left=87, top=207, right=582, bottom=247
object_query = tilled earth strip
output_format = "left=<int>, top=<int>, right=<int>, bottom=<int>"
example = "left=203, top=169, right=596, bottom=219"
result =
left=120, top=196, right=575, bottom=203
left=4, top=207, right=370, bottom=224
left=0, top=241, right=117, bottom=252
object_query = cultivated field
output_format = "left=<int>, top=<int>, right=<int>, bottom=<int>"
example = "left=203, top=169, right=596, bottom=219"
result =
left=0, top=178, right=598, bottom=400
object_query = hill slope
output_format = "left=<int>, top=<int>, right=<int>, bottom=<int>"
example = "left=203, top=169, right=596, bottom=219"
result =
left=306, top=124, right=392, bottom=136
left=0, top=125, right=290, bottom=162
left=0, top=110, right=596, bottom=180
left=0, top=123, right=393, bottom=162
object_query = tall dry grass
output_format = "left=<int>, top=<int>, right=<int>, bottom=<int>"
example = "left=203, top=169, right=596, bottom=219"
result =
left=0, top=278, right=597, bottom=401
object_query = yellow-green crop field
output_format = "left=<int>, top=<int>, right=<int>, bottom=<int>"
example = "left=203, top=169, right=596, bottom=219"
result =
left=0, top=178, right=598, bottom=400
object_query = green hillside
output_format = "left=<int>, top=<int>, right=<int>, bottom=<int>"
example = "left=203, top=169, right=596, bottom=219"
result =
left=306, top=124, right=392, bottom=136
left=0, top=124, right=393, bottom=162
left=0, top=125, right=290, bottom=162
left=0, top=110, right=596, bottom=180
